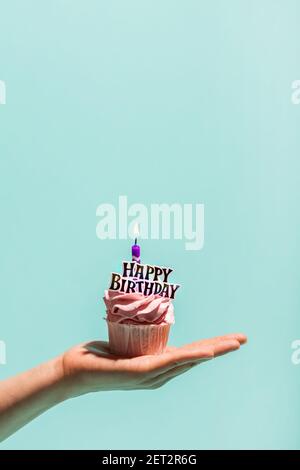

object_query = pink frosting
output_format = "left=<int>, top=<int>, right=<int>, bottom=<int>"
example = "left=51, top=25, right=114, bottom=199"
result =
left=104, top=290, right=174, bottom=325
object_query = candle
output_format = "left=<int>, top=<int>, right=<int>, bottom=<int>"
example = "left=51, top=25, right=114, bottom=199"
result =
left=131, top=223, right=141, bottom=263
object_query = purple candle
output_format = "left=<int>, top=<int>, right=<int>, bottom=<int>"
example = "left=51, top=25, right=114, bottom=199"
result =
left=132, top=224, right=141, bottom=263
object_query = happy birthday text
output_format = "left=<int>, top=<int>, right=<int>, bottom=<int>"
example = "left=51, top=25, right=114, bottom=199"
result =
left=108, top=261, right=180, bottom=299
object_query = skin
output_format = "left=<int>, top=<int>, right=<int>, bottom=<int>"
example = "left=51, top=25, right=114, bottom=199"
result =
left=0, top=333, right=247, bottom=442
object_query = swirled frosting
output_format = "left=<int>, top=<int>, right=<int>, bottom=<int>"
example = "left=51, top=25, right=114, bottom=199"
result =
left=104, top=290, right=174, bottom=325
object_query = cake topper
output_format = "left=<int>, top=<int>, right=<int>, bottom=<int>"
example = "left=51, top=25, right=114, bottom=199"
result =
left=108, top=261, right=180, bottom=300
left=107, top=226, right=180, bottom=300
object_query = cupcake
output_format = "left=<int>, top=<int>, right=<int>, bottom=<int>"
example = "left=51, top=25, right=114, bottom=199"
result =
left=104, top=290, right=175, bottom=357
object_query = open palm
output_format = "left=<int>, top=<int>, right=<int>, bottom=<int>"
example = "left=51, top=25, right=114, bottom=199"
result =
left=62, top=333, right=247, bottom=395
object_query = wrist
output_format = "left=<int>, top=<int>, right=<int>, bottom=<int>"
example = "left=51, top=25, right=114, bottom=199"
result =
left=48, top=354, right=80, bottom=402
left=34, top=355, right=71, bottom=405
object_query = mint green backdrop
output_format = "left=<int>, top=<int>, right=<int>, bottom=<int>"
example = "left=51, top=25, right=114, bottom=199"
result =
left=1, top=0, right=300, bottom=450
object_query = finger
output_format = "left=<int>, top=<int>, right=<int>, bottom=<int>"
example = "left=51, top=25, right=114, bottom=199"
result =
left=145, top=345, right=214, bottom=377
left=145, top=363, right=197, bottom=388
left=83, top=341, right=128, bottom=361
left=186, top=333, right=247, bottom=348
left=83, top=341, right=112, bottom=356
left=149, top=339, right=240, bottom=379
left=182, top=333, right=247, bottom=350
left=147, top=339, right=241, bottom=386
left=165, top=346, right=177, bottom=353
left=154, top=338, right=242, bottom=374
left=212, top=339, right=240, bottom=357
left=149, top=356, right=211, bottom=382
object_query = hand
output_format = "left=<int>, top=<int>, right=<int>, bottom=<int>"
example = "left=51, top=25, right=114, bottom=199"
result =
left=62, top=333, right=247, bottom=396
left=0, top=333, right=247, bottom=442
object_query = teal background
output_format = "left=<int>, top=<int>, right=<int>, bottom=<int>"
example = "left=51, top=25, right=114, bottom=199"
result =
left=0, top=0, right=300, bottom=450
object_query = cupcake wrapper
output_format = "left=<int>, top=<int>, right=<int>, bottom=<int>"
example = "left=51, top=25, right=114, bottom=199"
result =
left=107, top=321, right=171, bottom=357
